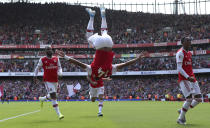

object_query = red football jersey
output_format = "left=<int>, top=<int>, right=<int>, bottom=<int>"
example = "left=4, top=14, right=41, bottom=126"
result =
left=41, top=56, right=59, bottom=82
left=176, top=48, right=196, bottom=83
left=90, top=50, right=114, bottom=88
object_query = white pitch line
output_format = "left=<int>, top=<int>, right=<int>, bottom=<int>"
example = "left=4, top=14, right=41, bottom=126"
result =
left=0, top=110, right=40, bottom=122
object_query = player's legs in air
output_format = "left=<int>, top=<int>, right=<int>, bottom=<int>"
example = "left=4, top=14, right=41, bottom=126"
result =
left=39, top=82, right=64, bottom=120
left=85, top=7, right=95, bottom=46
left=100, top=6, right=113, bottom=50
left=177, top=81, right=201, bottom=125
left=95, top=6, right=109, bottom=117
left=86, top=6, right=113, bottom=50
left=85, top=6, right=112, bottom=117
left=100, top=5, right=107, bottom=35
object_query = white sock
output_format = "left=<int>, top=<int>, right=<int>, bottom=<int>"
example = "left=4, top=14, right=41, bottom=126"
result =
left=41, top=94, right=51, bottom=101
left=101, top=17, right=107, bottom=34
left=52, top=99, right=61, bottom=116
left=46, top=94, right=51, bottom=100
left=179, top=101, right=191, bottom=119
left=87, top=17, right=94, bottom=31
left=40, top=96, right=46, bottom=101
left=98, top=101, right=103, bottom=113
left=190, top=99, right=200, bottom=109
left=86, top=17, right=94, bottom=39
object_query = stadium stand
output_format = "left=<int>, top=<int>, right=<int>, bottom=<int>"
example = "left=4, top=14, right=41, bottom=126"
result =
left=0, top=2, right=209, bottom=101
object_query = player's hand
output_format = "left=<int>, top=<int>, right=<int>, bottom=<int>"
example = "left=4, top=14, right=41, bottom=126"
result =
left=187, top=76, right=195, bottom=82
left=91, top=81, right=97, bottom=86
left=56, top=49, right=65, bottom=58
left=137, top=51, right=148, bottom=60
left=89, top=78, right=98, bottom=86
left=87, top=76, right=97, bottom=86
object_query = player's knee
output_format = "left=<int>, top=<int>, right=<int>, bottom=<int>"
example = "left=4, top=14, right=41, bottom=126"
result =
left=50, top=92, right=57, bottom=100
left=186, top=99, right=193, bottom=102
left=101, top=30, right=108, bottom=35
left=98, top=95, right=103, bottom=100
left=186, top=94, right=193, bottom=102
left=194, top=94, right=202, bottom=102
left=194, top=94, right=201, bottom=98
left=91, top=98, right=96, bottom=102
left=86, top=32, right=93, bottom=40
left=195, top=98, right=202, bottom=102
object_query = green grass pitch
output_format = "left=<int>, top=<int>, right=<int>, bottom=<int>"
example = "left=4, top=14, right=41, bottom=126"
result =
left=0, top=101, right=209, bottom=128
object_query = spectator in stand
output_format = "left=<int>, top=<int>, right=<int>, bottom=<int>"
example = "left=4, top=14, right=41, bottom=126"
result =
left=0, top=3, right=209, bottom=45
left=0, top=55, right=210, bottom=72
left=0, top=75, right=210, bottom=100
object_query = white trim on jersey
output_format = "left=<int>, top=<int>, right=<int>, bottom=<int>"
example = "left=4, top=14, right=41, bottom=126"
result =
left=176, top=49, right=184, bottom=63
left=112, top=64, right=118, bottom=74
left=85, top=65, right=92, bottom=76
left=176, top=48, right=189, bottom=79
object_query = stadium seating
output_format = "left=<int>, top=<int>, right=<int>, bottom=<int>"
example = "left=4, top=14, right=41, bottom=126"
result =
left=0, top=3, right=209, bottom=100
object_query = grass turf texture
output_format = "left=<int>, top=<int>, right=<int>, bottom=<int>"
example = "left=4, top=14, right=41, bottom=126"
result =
left=0, top=101, right=209, bottom=128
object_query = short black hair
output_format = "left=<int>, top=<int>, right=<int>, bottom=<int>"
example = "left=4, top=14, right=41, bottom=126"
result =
left=181, top=37, right=191, bottom=44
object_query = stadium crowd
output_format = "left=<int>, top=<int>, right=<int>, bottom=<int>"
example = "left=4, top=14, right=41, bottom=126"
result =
left=0, top=55, right=209, bottom=72
left=1, top=75, right=210, bottom=100
left=0, top=3, right=209, bottom=102
left=0, top=2, right=209, bottom=45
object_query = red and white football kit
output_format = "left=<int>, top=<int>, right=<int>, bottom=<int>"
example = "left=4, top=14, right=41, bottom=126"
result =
left=85, top=50, right=118, bottom=98
left=34, top=56, right=62, bottom=93
left=176, top=48, right=201, bottom=97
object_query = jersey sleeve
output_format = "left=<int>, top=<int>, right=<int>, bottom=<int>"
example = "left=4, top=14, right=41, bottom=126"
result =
left=176, top=51, right=184, bottom=63
left=112, top=64, right=118, bottom=74
left=176, top=51, right=189, bottom=79
left=85, top=65, right=92, bottom=76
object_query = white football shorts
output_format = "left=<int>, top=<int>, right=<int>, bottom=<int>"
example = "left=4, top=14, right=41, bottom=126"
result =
left=44, top=82, right=59, bottom=94
left=88, top=33, right=113, bottom=50
left=179, top=80, right=201, bottom=98
left=89, top=85, right=104, bottom=98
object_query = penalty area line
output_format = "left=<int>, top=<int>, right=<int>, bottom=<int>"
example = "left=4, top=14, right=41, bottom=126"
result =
left=0, top=110, right=40, bottom=122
